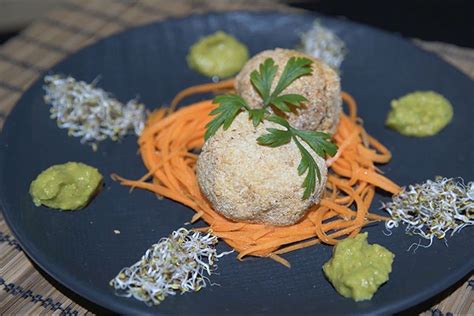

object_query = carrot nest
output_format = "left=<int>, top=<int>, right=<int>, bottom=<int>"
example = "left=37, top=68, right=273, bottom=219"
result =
left=112, top=80, right=401, bottom=267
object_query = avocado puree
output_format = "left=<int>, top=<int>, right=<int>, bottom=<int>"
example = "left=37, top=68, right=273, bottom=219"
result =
left=187, top=31, right=249, bottom=78
left=323, top=232, right=394, bottom=301
left=30, top=162, right=102, bottom=210
left=386, top=91, right=453, bottom=137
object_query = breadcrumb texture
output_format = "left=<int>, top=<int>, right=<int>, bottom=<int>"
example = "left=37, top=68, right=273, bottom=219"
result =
left=196, top=112, right=328, bottom=226
left=235, top=48, right=341, bottom=134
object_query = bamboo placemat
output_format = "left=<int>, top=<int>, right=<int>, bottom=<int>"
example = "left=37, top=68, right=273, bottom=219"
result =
left=0, top=0, right=472, bottom=314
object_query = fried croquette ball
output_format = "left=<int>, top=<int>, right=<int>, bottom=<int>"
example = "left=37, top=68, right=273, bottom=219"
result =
left=235, top=48, right=341, bottom=134
left=196, top=112, right=327, bottom=226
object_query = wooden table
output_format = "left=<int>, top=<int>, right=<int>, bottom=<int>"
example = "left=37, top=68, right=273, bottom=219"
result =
left=0, top=1, right=472, bottom=314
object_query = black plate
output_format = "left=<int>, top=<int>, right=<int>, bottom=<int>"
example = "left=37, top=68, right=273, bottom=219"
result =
left=1, top=11, right=473, bottom=315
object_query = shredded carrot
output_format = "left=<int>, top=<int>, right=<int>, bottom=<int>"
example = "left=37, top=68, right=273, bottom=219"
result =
left=114, top=82, right=401, bottom=266
left=169, top=79, right=235, bottom=113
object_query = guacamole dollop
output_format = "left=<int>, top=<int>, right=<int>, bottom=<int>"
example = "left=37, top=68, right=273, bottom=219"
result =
left=187, top=31, right=249, bottom=78
left=386, top=91, right=453, bottom=137
left=30, top=162, right=102, bottom=210
left=323, top=232, right=394, bottom=301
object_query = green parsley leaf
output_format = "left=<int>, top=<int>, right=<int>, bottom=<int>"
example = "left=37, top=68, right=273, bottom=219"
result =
left=206, top=57, right=313, bottom=139
left=271, top=94, right=308, bottom=113
left=259, top=114, right=337, bottom=199
left=256, top=128, right=292, bottom=147
left=204, top=94, right=247, bottom=140
left=247, top=108, right=268, bottom=127
left=294, top=137, right=320, bottom=199
left=250, top=58, right=277, bottom=105
left=271, top=57, right=313, bottom=98
left=265, top=114, right=290, bottom=128
left=250, top=57, right=312, bottom=115
left=293, top=130, right=338, bottom=157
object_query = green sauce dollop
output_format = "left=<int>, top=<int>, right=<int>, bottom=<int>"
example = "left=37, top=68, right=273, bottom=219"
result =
left=323, top=232, right=394, bottom=301
left=187, top=31, right=249, bottom=78
left=386, top=91, right=453, bottom=137
left=30, top=162, right=102, bottom=210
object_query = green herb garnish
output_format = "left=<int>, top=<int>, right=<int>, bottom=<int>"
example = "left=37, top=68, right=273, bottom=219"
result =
left=204, top=94, right=248, bottom=141
left=257, top=115, right=337, bottom=199
left=205, top=56, right=337, bottom=199
left=205, top=56, right=312, bottom=135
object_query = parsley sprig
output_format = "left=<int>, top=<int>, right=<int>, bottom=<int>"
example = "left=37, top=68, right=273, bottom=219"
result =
left=204, top=56, right=337, bottom=199
left=205, top=94, right=248, bottom=140
left=257, top=115, right=337, bottom=199
left=204, top=56, right=312, bottom=140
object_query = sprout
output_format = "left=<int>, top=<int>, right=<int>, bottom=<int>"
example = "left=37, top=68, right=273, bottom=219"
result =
left=298, top=20, right=347, bottom=70
left=382, top=177, right=474, bottom=247
left=110, top=228, right=231, bottom=306
left=43, top=74, right=146, bottom=147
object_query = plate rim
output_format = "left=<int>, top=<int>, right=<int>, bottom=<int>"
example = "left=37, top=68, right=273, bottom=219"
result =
left=0, top=10, right=473, bottom=315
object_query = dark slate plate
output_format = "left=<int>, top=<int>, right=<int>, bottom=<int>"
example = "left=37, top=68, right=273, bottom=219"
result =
left=1, top=11, right=473, bottom=315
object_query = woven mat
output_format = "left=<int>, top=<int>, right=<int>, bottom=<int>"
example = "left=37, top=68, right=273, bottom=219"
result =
left=0, top=0, right=473, bottom=314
